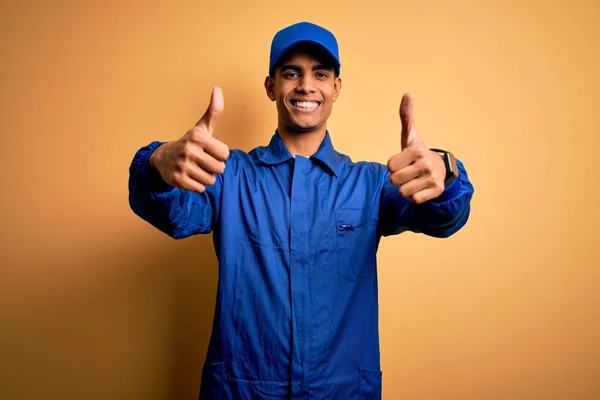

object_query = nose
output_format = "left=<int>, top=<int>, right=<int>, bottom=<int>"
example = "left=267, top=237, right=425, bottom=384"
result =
left=295, top=75, right=316, bottom=94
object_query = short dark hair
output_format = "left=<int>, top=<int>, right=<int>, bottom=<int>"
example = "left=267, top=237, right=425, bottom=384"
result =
left=269, top=41, right=339, bottom=78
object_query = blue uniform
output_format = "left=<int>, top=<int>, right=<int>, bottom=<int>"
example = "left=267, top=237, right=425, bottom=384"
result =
left=128, top=131, right=474, bottom=399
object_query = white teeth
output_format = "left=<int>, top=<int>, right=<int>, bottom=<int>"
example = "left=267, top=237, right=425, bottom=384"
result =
left=294, top=101, right=318, bottom=109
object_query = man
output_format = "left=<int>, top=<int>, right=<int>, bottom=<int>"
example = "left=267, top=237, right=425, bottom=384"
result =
left=129, top=21, right=474, bottom=400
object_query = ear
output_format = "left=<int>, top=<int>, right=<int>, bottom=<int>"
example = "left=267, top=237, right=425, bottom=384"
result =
left=264, top=76, right=276, bottom=101
left=332, top=76, right=342, bottom=102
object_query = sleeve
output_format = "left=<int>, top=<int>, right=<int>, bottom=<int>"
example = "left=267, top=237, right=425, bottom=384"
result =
left=378, top=158, right=474, bottom=238
left=128, top=141, right=223, bottom=239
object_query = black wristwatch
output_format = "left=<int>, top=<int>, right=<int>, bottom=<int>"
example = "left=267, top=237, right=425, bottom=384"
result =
left=430, top=148, right=459, bottom=187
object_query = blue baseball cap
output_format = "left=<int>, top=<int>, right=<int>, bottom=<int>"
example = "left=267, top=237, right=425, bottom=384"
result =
left=269, top=21, right=340, bottom=76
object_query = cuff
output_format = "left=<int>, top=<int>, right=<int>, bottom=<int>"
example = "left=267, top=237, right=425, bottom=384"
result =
left=137, top=141, right=173, bottom=192
left=429, top=175, right=461, bottom=204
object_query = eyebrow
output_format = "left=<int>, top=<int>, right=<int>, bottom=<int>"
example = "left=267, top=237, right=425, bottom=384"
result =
left=279, top=64, right=332, bottom=73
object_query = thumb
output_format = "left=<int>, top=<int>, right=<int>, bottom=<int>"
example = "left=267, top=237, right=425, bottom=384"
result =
left=400, top=92, right=418, bottom=149
left=196, top=86, right=224, bottom=135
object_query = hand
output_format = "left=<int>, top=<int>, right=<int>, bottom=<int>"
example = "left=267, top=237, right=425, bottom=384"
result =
left=150, top=86, right=230, bottom=193
left=386, top=93, right=446, bottom=204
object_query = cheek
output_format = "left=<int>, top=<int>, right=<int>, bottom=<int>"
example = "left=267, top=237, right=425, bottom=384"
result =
left=276, top=94, right=287, bottom=108
left=324, top=90, right=335, bottom=107
left=276, top=90, right=290, bottom=107
left=275, top=94, right=290, bottom=116
left=322, top=85, right=335, bottom=101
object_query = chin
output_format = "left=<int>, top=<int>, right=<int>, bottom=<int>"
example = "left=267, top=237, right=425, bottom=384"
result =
left=291, top=117, right=321, bottom=131
left=290, top=123, right=320, bottom=133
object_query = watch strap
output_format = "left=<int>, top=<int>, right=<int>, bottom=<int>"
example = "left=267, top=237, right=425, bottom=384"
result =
left=430, top=148, right=458, bottom=187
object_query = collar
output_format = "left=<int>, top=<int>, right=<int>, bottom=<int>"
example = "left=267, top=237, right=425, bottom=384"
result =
left=258, top=130, right=340, bottom=177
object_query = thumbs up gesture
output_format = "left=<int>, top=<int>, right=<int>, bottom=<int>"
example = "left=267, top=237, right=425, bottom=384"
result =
left=149, top=86, right=230, bottom=193
left=386, top=93, right=446, bottom=204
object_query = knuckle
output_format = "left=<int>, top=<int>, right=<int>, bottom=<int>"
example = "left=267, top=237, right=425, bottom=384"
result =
left=386, top=154, right=400, bottom=172
left=386, top=159, right=394, bottom=171
left=196, top=134, right=209, bottom=148
left=185, top=128, right=199, bottom=142
left=172, top=171, right=184, bottom=185
left=412, top=195, right=424, bottom=204
left=182, top=163, right=196, bottom=177
left=187, top=126, right=202, bottom=137
left=420, top=158, right=433, bottom=173
left=174, top=157, right=187, bottom=172
left=413, top=146, right=427, bottom=159
left=189, top=128, right=208, bottom=144
left=181, top=144, right=193, bottom=160
left=201, top=173, right=216, bottom=186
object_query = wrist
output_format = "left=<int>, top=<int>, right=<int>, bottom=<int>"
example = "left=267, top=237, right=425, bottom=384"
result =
left=149, top=142, right=167, bottom=170
left=430, top=148, right=458, bottom=187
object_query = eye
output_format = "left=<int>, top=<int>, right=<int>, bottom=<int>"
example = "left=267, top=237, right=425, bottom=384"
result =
left=283, top=71, right=299, bottom=79
left=315, top=71, right=329, bottom=79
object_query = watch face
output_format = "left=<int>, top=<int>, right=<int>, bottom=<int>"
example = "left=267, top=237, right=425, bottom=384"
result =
left=448, top=152, right=458, bottom=177
left=440, top=151, right=458, bottom=186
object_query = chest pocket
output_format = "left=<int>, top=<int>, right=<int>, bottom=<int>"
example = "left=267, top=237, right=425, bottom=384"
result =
left=335, top=208, right=379, bottom=282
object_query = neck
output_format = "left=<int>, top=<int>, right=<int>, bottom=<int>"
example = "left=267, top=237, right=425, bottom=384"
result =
left=277, top=125, right=327, bottom=157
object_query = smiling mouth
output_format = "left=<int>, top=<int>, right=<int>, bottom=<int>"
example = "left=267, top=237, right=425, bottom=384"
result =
left=290, top=100, right=321, bottom=111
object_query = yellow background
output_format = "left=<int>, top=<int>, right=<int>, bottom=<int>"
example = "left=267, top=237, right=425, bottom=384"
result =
left=1, top=0, right=599, bottom=399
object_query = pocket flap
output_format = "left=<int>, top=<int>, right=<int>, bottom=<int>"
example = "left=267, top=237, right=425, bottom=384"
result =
left=335, top=208, right=375, bottom=230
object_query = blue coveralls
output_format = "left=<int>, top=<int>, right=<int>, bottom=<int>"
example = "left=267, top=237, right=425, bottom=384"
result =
left=128, top=131, right=474, bottom=399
